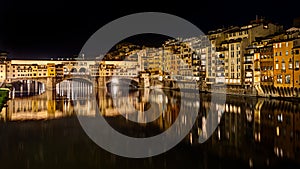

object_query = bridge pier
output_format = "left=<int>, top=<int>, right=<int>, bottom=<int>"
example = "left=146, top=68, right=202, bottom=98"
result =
left=97, top=76, right=106, bottom=87
left=46, top=89, right=56, bottom=117
left=46, top=77, right=56, bottom=90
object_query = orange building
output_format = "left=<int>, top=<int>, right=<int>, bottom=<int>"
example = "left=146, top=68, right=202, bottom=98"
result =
left=273, top=39, right=294, bottom=88
left=292, top=44, right=300, bottom=89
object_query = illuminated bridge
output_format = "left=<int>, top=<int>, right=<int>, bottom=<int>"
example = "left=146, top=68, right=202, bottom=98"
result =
left=0, top=60, right=144, bottom=90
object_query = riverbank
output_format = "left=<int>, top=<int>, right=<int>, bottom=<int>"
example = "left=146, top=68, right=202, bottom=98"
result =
left=159, top=86, right=300, bottom=102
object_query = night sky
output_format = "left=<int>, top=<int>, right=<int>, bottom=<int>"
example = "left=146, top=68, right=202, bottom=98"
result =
left=0, top=0, right=299, bottom=59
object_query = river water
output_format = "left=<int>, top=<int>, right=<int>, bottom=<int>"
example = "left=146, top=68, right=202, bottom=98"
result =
left=0, top=80, right=300, bottom=169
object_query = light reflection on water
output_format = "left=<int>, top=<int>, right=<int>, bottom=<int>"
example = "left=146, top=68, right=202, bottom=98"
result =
left=0, top=80, right=300, bottom=169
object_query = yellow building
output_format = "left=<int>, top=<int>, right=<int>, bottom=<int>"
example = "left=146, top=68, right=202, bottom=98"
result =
left=47, top=63, right=56, bottom=77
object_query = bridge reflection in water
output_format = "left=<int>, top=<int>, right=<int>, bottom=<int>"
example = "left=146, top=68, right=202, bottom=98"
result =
left=0, top=80, right=300, bottom=169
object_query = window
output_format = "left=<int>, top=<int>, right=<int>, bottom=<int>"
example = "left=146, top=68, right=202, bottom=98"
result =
left=231, top=52, right=234, bottom=57
left=275, top=52, right=278, bottom=56
left=296, top=61, right=300, bottom=69
left=230, top=44, right=234, bottom=50
left=296, top=50, right=300, bottom=54
left=279, top=43, right=282, bottom=48
left=282, top=62, right=286, bottom=70
left=285, top=75, right=291, bottom=84
left=289, top=62, right=293, bottom=69
left=286, top=42, right=289, bottom=47
left=286, top=50, right=289, bottom=56
left=275, top=63, right=279, bottom=69
left=279, top=51, right=282, bottom=56
left=277, top=74, right=282, bottom=83
left=236, top=44, right=240, bottom=50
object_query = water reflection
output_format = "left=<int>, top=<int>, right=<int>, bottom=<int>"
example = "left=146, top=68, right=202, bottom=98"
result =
left=10, top=80, right=45, bottom=98
left=0, top=80, right=300, bottom=168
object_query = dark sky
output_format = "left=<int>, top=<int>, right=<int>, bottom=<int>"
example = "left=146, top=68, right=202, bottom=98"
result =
left=0, top=0, right=299, bottom=59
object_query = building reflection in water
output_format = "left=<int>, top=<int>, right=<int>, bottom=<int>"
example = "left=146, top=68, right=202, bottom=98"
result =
left=0, top=80, right=300, bottom=168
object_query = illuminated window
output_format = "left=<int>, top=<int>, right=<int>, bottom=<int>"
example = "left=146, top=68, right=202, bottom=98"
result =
left=286, top=42, right=289, bottom=47
left=275, top=63, right=279, bottom=69
left=285, top=75, right=291, bottom=84
left=277, top=74, right=282, bottom=83
left=282, top=62, right=285, bottom=70
left=279, top=43, right=282, bottom=48
left=296, top=61, right=300, bottom=69
left=289, top=61, right=293, bottom=69
left=286, top=50, right=289, bottom=56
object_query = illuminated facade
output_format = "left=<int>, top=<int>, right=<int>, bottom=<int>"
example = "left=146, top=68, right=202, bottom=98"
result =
left=273, top=33, right=299, bottom=89
left=210, top=18, right=283, bottom=86
left=293, top=45, right=300, bottom=89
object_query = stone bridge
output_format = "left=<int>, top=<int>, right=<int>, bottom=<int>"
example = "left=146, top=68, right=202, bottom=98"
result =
left=8, top=74, right=140, bottom=90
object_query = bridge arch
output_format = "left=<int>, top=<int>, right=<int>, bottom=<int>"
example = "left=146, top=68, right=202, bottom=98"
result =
left=70, top=68, right=77, bottom=73
left=79, top=67, right=87, bottom=73
left=58, top=77, right=94, bottom=85
left=106, top=78, right=139, bottom=89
